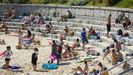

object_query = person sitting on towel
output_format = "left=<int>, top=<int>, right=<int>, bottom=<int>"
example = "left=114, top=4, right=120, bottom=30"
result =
left=5, top=8, right=16, bottom=21
left=72, top=61, right=89, bottom=75
left=23, top=30, right=35, bottom=46
left=66, top=10, right=75, bottom=18
left=62, top=44, right=74, bottom=60
left=72, top=38, right=80, bottom=50
left=1, top=46, right=13, bottom=69
left=64, top=25, right=69, bottom=35
left=123, top=61, right=131, bottom=71
left=4, top=7, right=11, bottom=19
left=115, top=13, right=125, bottom=24
left=123, top=17, right=131, bottom=30
left=37, top=13, right=45, bottom=24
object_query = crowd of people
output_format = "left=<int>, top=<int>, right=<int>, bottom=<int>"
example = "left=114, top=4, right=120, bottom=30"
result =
left=0, top=7, right=133, bottom=75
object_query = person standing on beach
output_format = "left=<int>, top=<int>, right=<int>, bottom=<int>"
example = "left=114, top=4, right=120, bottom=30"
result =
left=56, top=43, right=63, bottom=64
left=81, top=28, right=88, bottom=50
left=111, top=49, right=118, bottom=65
left=106, top=14, right=112, bottom=38
left=51, top=40, right=57, bottom=63
left=31, top=48, right=39, bottom=71
left=16, top=28, right=23, bottom=49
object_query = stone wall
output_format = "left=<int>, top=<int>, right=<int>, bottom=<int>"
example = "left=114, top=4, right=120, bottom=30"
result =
left=0, top=3, right=133, bottom=20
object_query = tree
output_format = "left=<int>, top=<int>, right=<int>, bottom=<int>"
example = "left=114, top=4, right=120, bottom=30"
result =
left=106, top=0, right=122, bottom=6
left=2, top=0, right=14, bottom=3
left=28, top=0, right=45, bottom=4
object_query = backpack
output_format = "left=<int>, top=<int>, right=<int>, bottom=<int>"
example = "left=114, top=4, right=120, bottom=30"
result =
left=117, top=29, right=123, bottom=35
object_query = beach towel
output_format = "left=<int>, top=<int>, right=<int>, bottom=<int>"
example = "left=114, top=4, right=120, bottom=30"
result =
left=42, top=63, right=58, bottom=69
left=23, top=38, right=32, bottom=46
left=78, top=56, right=98, bottom=63
left=11, top=66, right=20, bottom=69
left=0, top=52, right=5, bottom=57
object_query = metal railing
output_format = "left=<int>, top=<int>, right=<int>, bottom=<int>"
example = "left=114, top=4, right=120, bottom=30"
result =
left=100, top=57, right=133, bottom=75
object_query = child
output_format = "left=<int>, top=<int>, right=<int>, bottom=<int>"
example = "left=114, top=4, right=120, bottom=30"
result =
left=1, top=46, right=13, bottom=69
left=31, top=48, right=39, bottom=71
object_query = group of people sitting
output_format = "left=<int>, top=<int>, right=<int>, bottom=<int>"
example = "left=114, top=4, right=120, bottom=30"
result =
left=2, top=7, right=16, bottom=21
left=0, top=45, right=37, bottom=71
left=87, top=26, right=101, bottom=40
left=16, top=29, right=38, bottom=49
left=103, top=38, right=125, bottom=65
left=59, top=10, right=75, bottom=22
left=72, top=61, right=109, bottom=75
left=115, top=13, right=132, bottom=30
left=22, top=13, right=45, bottom=25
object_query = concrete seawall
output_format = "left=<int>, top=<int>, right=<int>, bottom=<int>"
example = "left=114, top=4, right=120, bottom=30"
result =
left=0, top=3, right=133, bottom=20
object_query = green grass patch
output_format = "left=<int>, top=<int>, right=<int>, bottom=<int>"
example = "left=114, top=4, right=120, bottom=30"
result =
left=115, top=0, right=133, bottom=8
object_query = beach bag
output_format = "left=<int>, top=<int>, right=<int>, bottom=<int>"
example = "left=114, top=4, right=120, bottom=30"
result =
left=42, top=63, right=58, bottom=69
left=50, top=54, right=57, bottom=61
left=16, top=45, right=22, bottom=49
left=68, top=32, right=74, bottom=36
left=115, top=19, right=119, bottom=23
left=124, top=32, right=129, bottom=37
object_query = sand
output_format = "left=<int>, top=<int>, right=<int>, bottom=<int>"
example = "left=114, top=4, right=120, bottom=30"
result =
left=0, top=34, right=83, bottom=75
left=0, top=33, right=117, bottom=75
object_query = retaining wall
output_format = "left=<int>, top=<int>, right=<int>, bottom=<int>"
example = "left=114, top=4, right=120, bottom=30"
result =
left=0, top=3, right=133, bottom=20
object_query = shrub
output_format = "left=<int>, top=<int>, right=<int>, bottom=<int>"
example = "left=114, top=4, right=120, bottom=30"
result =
left=59, top=0, right=67, bottom=4
left=28, top=0, right=45, bottom=4
left=43, top=0, right=50, bottom=4
left=68, top=0, right=89, bottom=6
left=116, top=0, right=133, bottom=8
left=2, top=0, right=14, bottom=3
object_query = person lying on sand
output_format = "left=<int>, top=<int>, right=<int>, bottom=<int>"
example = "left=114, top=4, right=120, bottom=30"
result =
left=72, top=61, right=89, bottom=75
left=62, top=44, right=76, bottom=61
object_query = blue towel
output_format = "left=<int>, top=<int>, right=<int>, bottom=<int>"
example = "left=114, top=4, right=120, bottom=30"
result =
left=42, top=63, right=58, bottom=69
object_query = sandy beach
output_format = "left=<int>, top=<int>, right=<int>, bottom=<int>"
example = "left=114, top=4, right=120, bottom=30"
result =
left=0, top=4, right=133, bottom=75
left=0, top=33, right=112, bottom=75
